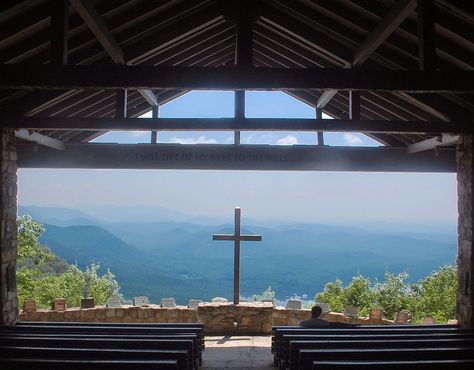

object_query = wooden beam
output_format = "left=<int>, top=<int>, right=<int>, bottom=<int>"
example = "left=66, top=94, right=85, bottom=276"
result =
left=316, top=90, right=338, bottom=109
left=235, top=0, right=253, bottom=67
left=319, top=0, right=416, bottom=109
left=6, top=117, right=472, bottom=134
left=349, top=91, right=361, bottom=120
left=407, top=134, right=459, bottom=153
left=417, top=0, right=436, bottom=71
left=353, top=0, right=417, bottom=67
left=16, top=143, right=456, bottom=172
left=316, top=107, right=324, bottom=146
left=138, top=89, right=159, bottom=107
left=150, top=104, right=159, bottom=144
left=70, top=0, right=157, bottom=105
left=115, top=90, right=127, bottom=118
left=15, top=129, right=65, bottom=151
left=234, top=90, right=245, bottom=145
left=69, top=0, right=125, bottom=64
left=50, top=0, right=69, bottom=65
left=1, top=65, right=472, bottom=92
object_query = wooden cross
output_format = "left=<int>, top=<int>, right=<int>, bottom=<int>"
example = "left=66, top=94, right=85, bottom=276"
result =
left=213, top=207, right=262, bottom=304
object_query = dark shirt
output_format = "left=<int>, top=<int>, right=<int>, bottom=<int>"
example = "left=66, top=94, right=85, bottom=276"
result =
left=299, top=317, right=332, bottom=328
left=299, top=318, right=359, bottom=328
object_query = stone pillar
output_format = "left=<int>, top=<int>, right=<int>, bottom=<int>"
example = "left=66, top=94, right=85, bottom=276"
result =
left=0, top=129, right=18, bottom=325
left=457, top=134, right=474, bottom=328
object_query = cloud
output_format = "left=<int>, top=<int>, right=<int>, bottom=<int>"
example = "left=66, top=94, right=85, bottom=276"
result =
left=130, top=131, right=148, bottom=138
left=276, top=135, right=298, bottom=145
left=170, top=136, right=218, bottom=144
left=343, top=133, right=363, bottom=145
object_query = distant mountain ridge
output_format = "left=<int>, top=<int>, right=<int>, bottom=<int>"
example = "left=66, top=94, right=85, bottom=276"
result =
left=21, top=205, right=457, bottom=305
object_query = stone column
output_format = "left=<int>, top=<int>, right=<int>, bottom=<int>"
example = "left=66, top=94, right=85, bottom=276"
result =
left=457, top=134, right=474, bottom=328
left=0, top=128, right=18, bottom=325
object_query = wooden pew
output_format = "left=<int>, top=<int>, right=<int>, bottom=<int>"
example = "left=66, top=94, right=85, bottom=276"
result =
left=311, top=359, right=474, bottom=370
left=1, top=323, right=204, bottom=368
left=271, top=326, right=468, bottom=365
left=299, top=347, right=474, bottom=370
left=3, top=324, right=205, bottom=361
left=0, top=358, right=179, bottom=370
left=0, top=336, right=197, bottom=369
left=278, top=334, right=474, bottom=369
left=288, top=338, right=474, bottom=370
left=0, top=346, right=190, bottom=370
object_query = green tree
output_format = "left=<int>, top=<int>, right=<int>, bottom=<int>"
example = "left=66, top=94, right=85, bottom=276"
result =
left=252, top=286, right=276, bottom=301
left=343, top=275, right=376, bottom=316
left=315, top=279, right=345, bottom=313
left=374, top=272, right=412, bottom=320
left=315, top=267, right=457, bottom=323
left=410, top=265, right=457, bottom=323
left=17, top=215, right=120, bottom=309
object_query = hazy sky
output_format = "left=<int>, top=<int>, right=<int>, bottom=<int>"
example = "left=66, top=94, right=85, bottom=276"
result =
left=18, top=91, right=458, bottom=224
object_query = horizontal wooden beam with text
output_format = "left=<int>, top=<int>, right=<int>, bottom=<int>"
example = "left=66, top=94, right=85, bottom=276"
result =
left=7, top=117, right=471, bottom=134
left=16, top=144, right=456, bottom=173
left=0, top=65, right=472, bottom=92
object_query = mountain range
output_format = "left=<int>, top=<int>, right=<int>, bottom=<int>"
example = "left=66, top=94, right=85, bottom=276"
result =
left=19, top=205, right=457, bottom=305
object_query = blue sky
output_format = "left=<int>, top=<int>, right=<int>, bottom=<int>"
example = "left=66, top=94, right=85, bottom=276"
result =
left=18, top=91, right=457, bottom=225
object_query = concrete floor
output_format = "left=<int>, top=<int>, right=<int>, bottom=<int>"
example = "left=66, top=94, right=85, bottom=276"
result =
left=202, top=336, right=274, bottom=369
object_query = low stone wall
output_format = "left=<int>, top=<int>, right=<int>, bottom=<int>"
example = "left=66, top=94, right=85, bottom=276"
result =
left=20, top=302, right=394, bottom=334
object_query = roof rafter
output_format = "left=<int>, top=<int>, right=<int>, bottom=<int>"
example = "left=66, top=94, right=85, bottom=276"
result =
left=318, top=0, right=417, bottom=110
left=70, top=0, right=158, bottom=106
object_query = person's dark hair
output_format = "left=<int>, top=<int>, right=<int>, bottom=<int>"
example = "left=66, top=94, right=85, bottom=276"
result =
left=311, top=306, right=323, bottom=318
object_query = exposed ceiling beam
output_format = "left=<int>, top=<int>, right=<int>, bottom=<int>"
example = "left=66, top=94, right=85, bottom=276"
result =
left=407, top=134, right=459, bottom=153
left=318, top=0, right=417, bottom=110
left=69, top=0, right=124, bottom=64
left=6, top=117, right=471, bottom=134
left=16, top=143, right=456, bottom=173
left=316, top=90, right=338, bottom=109
left=1, top=65, right=472, bottom=92
left=353, top=0, right=417, bottom=67
left=69, top=0, right=158, bottom=106
left=15, top=129, right=66, bottom=150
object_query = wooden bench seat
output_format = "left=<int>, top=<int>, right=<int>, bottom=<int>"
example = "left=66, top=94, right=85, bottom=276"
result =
left=299, top=347, right=474, bottom=370
left=0, top=357, right=179, bottom=370
left=0, top=336, right=197, bottom=369
left=0, top=346, right=190, bottom=370
left=271, top=326, right=469, bottom=366
left=311, top=359, right=474, bottom=370
left=2, top=324, right=205, bottom=361
left=288, top=338, right=474, bottom=370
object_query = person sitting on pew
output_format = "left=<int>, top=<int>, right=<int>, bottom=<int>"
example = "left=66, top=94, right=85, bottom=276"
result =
left=300, top=306, right=359, bottom=328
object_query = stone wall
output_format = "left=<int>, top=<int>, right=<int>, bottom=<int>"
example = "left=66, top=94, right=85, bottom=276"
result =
left=0, top=129, right=18, bottom=325
left=20, top=303, right=392, bottom=334
left=457, top=134, right=474, bottom=328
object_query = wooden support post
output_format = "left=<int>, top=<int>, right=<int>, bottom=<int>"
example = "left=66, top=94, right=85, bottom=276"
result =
left=50, top=0, right=69, bottom=65
left=115, top=90, right=127, bottom=118
left=235, top=0, right=253, bottom=67
left=417, top=0, right=436, bottom=71
left=316, top=108, right=324, bottom=146
left=151, top=105, right=159, bottom=144
left=233, top=0, right=253, bottom=145
left=349, top=91, right=361, bottom=121
left=234, top=91, right=245, bottom=145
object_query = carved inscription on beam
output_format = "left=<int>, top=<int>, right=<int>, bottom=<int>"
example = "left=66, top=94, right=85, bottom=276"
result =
left=16, top=144, right=456, bottom=173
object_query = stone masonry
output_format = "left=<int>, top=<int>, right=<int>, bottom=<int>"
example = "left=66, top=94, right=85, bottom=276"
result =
left=0, top=129, right=18, bottom=325
left=20, top=303, right=393, bottom=334
left=457, top=134, right=474, bottom=328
